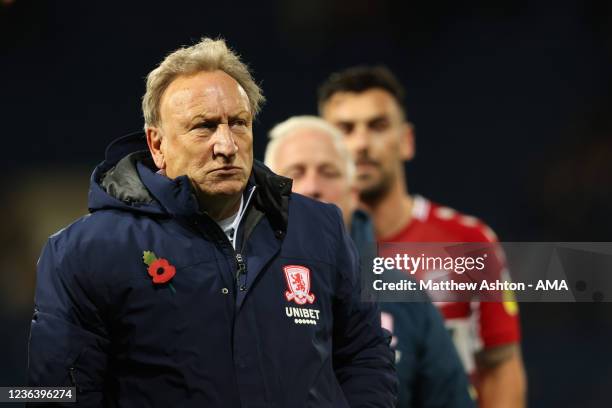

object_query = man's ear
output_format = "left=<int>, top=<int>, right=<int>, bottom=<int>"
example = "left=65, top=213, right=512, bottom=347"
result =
left=399, top=121, right=415, bottom=161
left=146, top=126, right=165, bottom=169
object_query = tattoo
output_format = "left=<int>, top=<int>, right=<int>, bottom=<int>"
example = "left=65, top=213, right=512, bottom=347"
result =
left=476, top=343, right=520, bottom=369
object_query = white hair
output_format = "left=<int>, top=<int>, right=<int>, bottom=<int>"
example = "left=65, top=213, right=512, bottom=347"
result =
left=265, top=115, right=355, bottom=183
left=142, top=37, right=265, bottom=130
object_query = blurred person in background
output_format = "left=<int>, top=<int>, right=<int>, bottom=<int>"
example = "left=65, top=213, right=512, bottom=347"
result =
left=265, top=115, right=474, bottom=408
left=27, top=38, right=398, bottom=407
left=318, top=66, right=527, bottom=408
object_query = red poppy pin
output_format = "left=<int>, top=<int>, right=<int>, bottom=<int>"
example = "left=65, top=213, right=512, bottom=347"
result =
left=142, top=250, right=176, bottom=293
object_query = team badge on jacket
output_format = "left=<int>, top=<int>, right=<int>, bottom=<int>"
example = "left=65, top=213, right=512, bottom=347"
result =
left=284, top=265, right=316, bottom=305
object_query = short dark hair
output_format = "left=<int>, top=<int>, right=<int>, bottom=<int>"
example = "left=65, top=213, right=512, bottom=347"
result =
left=317, top=65, right=406, bottom=114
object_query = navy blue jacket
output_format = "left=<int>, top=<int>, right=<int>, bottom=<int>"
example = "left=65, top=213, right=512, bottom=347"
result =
left=351, top=211, right=474, bottom=408
left=28, top=132, right=398, bottom=407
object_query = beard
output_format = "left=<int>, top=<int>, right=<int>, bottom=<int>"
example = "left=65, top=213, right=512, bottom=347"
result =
left=353, top=151, right=396, bottom=205
left=357, top=169, right=394, bottom=205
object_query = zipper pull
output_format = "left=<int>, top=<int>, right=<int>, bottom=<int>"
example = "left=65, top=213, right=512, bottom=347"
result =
left=235, top=252, right=247, bottom=291
left=69, top=367, right=81, bottom=393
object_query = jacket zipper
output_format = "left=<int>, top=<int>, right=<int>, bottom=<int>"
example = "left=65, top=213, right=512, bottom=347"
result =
left=192, top=186, right=256, bottom=294
left=235, top=252, right=247, bottom=291
left=231, top=186, right=255, bottom=293
left=68, top=367, right=81, bottom=393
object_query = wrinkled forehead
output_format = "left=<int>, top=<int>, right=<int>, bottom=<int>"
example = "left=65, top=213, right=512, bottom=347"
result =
left=276, top=129, right=346, bottom=169
left=161, top=70, right=251, bottom=122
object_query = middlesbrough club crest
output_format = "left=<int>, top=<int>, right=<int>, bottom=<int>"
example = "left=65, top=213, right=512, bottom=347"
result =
left=284, top=265, right=316, bottom=305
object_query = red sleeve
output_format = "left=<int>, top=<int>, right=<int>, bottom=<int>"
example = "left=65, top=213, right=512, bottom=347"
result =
left=478, top=300, right=521, bottom=348
left=469, top=222, right=522, bottom=348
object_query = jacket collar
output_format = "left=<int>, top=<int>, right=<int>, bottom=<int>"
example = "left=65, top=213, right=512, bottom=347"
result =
left=90, top=131, right=292, bottom=232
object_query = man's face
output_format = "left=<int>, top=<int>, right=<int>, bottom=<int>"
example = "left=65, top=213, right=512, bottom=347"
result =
left=149, top=70, right=253, bottom=199
left=321, top=88, right=413, bottom=201
left=272, top=128, right=355, bottom=224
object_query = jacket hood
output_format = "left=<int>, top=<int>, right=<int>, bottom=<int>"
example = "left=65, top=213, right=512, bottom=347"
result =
left=88, top=131, right=292, bottom=231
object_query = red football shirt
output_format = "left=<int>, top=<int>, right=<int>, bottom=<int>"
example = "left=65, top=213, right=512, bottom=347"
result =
left=381, top=195, right=521, bottom=375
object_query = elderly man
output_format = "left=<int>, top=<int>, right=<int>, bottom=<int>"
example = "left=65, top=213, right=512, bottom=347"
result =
left=265, top=116, right=474, bottom=408
left=27, top=39, right=397, bottom=407
left=318, top=66, right=526, bottom=408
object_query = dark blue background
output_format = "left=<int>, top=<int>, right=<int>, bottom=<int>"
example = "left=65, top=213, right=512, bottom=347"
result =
left=2, top=0, right=611, bottom=406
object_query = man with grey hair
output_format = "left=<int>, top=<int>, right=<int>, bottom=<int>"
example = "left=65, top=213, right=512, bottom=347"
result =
left=265, top=116, right=475, bottom=408
left=265, top=116, right=357, bottom=226
left=28, top=38, right=397, bottom=407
